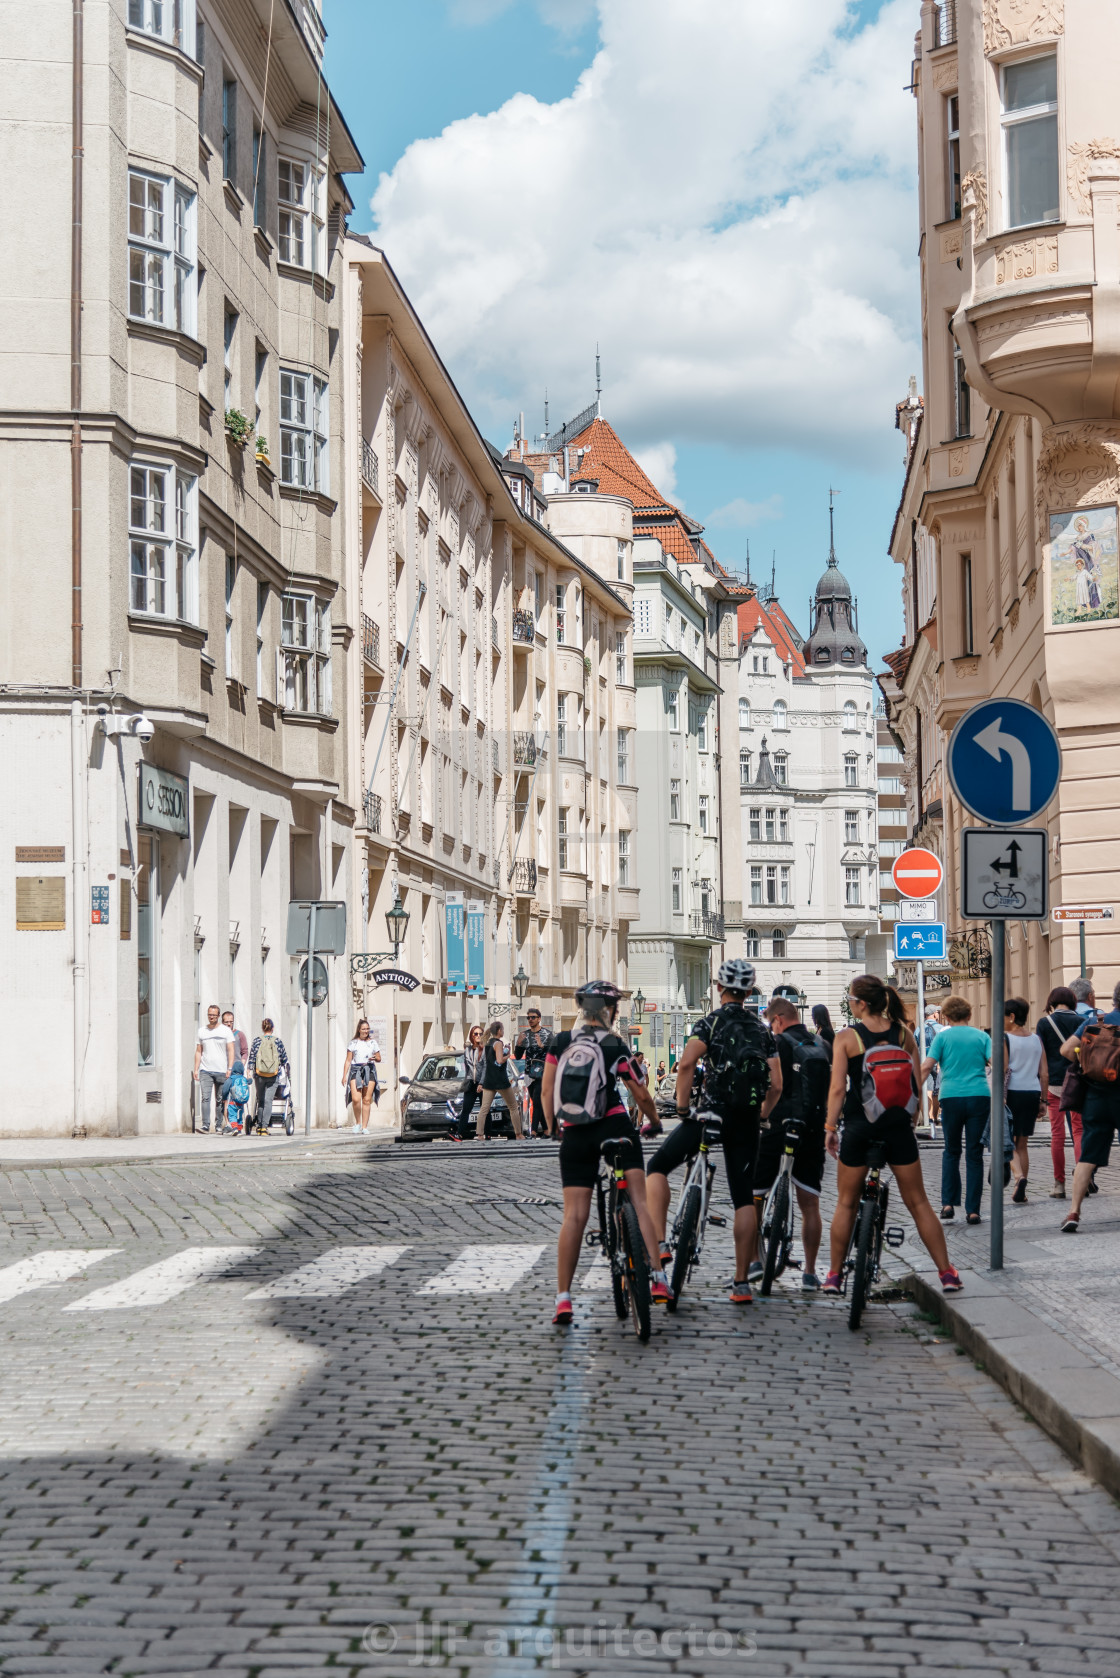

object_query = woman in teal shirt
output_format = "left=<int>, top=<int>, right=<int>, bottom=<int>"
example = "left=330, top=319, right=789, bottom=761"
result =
left=921, top=995, right=992, bottom=1223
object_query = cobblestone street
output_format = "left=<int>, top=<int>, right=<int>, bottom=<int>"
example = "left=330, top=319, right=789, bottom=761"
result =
left=3, top=1143, right=1120, bottom=1676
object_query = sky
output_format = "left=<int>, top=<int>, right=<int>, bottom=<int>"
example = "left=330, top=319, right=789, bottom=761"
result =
left=323, top=0, right=921, bottom=667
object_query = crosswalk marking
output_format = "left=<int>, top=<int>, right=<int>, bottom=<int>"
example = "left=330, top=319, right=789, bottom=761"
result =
left=580, top=1251, right=613, bottom=1289
left=418, top=1244, right=546, bottom=1295
left=0, top=1249, right=120, bottom=1304
left=245, top=1245, right=410, bottom=1299
left=64, top=1246, right=260, bottom=1311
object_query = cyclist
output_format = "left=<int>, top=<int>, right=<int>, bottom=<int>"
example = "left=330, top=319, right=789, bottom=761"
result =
left=647, top=959, right=782, bottom=1305
left=750, top=996, right=830, bottom=1291
left=542, top=980, right=669, bottom=1324
left=822, top=974, right=961, bottom=1295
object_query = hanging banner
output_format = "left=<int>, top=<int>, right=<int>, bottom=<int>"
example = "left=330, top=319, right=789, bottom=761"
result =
left=466, top=900, right=486, bottom=994
left=445, top=893, right=466, bottom=992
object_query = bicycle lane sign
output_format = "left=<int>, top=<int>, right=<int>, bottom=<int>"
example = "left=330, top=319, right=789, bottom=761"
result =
left=962, top=828, right=1048, bottom=920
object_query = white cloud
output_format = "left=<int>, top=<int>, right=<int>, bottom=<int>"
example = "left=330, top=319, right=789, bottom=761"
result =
left=706, top=495, right=784, bottom=529
left=371, top=0, right=919, bottom=465
left=631, top=442, right=679, bottom=505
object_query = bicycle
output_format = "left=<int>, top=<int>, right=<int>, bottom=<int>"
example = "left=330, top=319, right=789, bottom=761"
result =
left=586, top=1138, right=653, bottom=1342
left=662, top=1103, right=727, bottom=1312
left=983, top=885, right=1026, bottom=912
left=757, top=1112, right=804, bottom=1297
left=840, top=1139, right=906, bottom=1331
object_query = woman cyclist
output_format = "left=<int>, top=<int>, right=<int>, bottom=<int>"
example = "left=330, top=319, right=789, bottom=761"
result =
left=822, top=974, right=961, bottom=1296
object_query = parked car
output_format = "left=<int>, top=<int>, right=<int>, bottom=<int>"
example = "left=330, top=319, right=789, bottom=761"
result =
left=398, top=1051, right=515, bottom=1142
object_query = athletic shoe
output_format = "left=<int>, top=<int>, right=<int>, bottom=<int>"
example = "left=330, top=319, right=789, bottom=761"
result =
left=1061, top=1214, right=1080, bottom=1233
left=658, top=1242, right=673, bottom=1269
left=552, top=1294, right=573, bottom=1325
left=1049, top=1181, right=1066, bottom=1199
left=939, top=1267, right=963, bottom=1293
left=728, top=1280, right=753, bottom=1304
left=1012, top=1178, right=1027, bottom=1205
left=821, top=1272, right=842, bottom=1295
left=801, top=1271, right=821, bottom=1292
left=650, top=1278, right=672, bottom=1306
left=747, top=1261, right=765, bottom=1286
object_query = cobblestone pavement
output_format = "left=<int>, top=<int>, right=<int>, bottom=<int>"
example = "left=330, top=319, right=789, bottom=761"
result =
left=3, top=1143, right=1120, bottom=1675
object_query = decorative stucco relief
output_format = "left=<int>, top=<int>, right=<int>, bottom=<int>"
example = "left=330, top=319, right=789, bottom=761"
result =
left=995, top=236, right=1058, bottom=285
left=983, top=0, right=1063, bottom=54
left=954, top=657, right=980, bottom=678
left=961, top=168, right=988, bottom=240
left=1067, top=140, right=1120, bottom=216
left=1034, top=423, right=1120, bottom=545
left=948, top=447, right=968, bottom=478
left=932, top=59, right=957, bottom=91
left=940, top=227, right=963, bottom=263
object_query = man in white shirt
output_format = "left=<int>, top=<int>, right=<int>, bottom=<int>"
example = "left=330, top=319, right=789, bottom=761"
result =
left=193, top=1004, right=235, bottom=1133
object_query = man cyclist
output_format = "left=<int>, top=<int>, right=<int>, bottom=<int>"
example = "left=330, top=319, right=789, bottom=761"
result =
left=542, top=980, right=668, bottom=1325
left=646, top=960, right=782, bottom=1305
left=749, top=997, right=830, bottom=1291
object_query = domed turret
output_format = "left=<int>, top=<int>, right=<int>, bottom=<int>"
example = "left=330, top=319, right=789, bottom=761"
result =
left=801, top=497, right=867, bottom=670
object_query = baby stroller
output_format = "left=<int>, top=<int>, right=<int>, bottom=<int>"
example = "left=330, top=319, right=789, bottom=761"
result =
left=269, top=1063, right=296, bottom=1136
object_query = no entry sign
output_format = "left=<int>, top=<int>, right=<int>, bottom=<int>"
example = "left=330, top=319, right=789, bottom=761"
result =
left=891, top=847, right=943, bottom=900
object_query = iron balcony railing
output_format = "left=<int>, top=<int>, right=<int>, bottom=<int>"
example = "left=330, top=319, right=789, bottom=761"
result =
left=512, top=608, right=535, bottom=646
left=492, top=737, right=501, bottom=773
left=513, top=731, right=537, bottom=767
left=934, top=0, right=956, bottom=47
left=363, top=790, right=382, bottom=834
left=690, top=911, right=725, bottom=941
left=361, top=438, right=379, bottom=495
left=492, top=615, right=501, bottom=652
left=509, top=857, right=537, bottom=894
left=361, top=614, right=381, bottom=669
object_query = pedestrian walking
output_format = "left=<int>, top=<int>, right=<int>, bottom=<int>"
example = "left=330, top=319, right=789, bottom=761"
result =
left=342, top=1018, right=381, bottom=1133
left=1004, top=997, right=1048, bottom=1203
left=193, top=1004, right=235, bottom=1134
left=514, top=1009, right=551, bottom=1136
left=1058, top=979, right=1120, bottom=1233
left=921, top=995, right=992, bottom=1224
left=460, top=1024, right=485, bottom=1132
left=810, top=1003, right=836, bottom=1052
left=1037, top=986, right=1084, bottom=1197
left=246, top=1018, right=290, bottom=1133
left=221, top=1010, right=249, bottom=1065
left=476, top=1021, right=522, bottom=1140
left=923, top=1005, right=943, bottom=1128
left=1072, top=975, right=1098, bottom=1018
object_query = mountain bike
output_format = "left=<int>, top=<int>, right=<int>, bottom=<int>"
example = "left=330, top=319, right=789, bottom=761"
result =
left=663, top=1106, right=727, bottom=1312
left=757, top=1113, right=804, bottom=1297
left=587, top=1138, right=652, bottom=1342
left=841, top=1139, right=906, bottom=1331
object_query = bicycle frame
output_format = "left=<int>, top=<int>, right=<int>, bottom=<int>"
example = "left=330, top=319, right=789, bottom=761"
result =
left=759, top=1116, right=803, bottom=1266
left=840, top=1147, right=906, bottom=1295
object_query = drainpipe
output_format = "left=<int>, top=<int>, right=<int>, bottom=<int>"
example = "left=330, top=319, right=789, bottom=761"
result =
left=71, top=0, right=83, bottom=687
left=72, top=700, right=88, bottom=1133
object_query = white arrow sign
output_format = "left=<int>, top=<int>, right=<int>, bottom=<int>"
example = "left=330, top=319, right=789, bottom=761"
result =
left=973, top=716, right=1032, bottom=812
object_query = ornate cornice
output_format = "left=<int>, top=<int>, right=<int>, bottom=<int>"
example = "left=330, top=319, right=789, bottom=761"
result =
left=1067, top=139, right=1120, bottom=216
left=983, top=0, right=1064, bottom=55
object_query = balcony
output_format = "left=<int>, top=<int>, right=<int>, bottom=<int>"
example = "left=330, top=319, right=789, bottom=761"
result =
left=361, top=614, right=382, bottom=671
left=512, top=608, right=535, bottom=649
left=933, top=0, right=956, bottom=47
left=509, top=857, right=537, bottom=895
left=513, top=731, right=537, bottom=768
left=690, top=911, right=725, bottom=941
left=363, top=790, right=382, bottom=834
left=361, top=439, right=380, bottom=498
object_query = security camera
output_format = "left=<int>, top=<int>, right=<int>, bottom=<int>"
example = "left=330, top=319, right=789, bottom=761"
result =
left=130, top=714, right=156, bottom=743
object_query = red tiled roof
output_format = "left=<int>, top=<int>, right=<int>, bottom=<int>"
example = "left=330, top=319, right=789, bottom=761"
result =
left=881, top=644, right=916, bottom=684
left=737, top=595, right=806, bottom=678
left=561, top=417, right=675, bottom=509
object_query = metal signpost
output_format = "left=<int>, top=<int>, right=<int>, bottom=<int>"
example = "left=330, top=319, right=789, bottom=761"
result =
left=287, top=900, right=347, bottom=1138
left=948, top=700, right=1061, bottom=1270
left=892, top=851, right=946, bottom=1132
left=1051, top=904, right=1114, bottom=979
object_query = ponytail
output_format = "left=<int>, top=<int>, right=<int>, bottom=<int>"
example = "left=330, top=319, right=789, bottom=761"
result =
left=849, top=973, right=911, bottom=1028
left=883, top=983, right=910, bottom=1029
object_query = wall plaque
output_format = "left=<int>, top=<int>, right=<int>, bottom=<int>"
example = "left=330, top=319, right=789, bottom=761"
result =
left=16, top=846, right=65, bottom=863
left=16, top=877, right=66, bottom=930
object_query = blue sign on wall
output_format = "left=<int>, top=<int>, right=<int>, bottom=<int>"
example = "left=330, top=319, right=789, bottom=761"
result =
left=445, top=894, right=466, bottom=993
left=894, top=922, right=947, bottom=962
left=947, top=699, right=1062, bottom=827
left=466, top=900, right=486, bottom=995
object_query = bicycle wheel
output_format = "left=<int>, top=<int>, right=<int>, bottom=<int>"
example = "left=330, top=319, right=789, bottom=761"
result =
left=620, top=1198, right=651, bottom=1343
left=761, top=1174, right=790, bottom=1298
left=669, top=1183, right=701, bottom=1313
left=601, top=1176, right=627, bottom=1320
left=874, top=1182, right=890, bottom=1275
left=847, top=1198, right=878, bottom=1332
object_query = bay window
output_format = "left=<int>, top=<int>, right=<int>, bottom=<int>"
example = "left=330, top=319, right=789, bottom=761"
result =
left=278, top=157, right=325, bottom=271
left=617, top=727, right=630, bottom=783
left=845, top=867, right=862, bottom=906
left=1001, top=55, right=1059, bottom=229
left=280, top=369, right=329, bottom=491
left=128, top=170, right=196, bottom=333
left=618, top=830, right=630, bottom=887
left=127, top=0, right=195, bottom=51
left=616, top=631, right=627, bottom=684
left=280, top=592, right=331, bottom=715
left=129, top=463, right=197, bottom=621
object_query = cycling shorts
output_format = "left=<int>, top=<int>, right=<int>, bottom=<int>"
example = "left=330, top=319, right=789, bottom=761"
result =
left=838, top=1112, right=919, bottom=1170
left=753, top=1119, right=826, bottom=1198
left=646, top=1116, right=760, bottom=1211
left=559, top=1116, right=643, bottom=1189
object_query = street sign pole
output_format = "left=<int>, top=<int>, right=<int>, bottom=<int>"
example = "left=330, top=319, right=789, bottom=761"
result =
left=304, top=901, right=318, bottom=1138
left=916, top=959, right=930, bottom=1136
left=990, top=918, right=1006, bottom=1272
left=1081, top=920, right=1087, bottom=980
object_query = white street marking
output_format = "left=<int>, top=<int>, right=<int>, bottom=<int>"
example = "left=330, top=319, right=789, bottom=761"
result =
left=64, top=1246, right=259, bottom=1311
left=418, top=1244, right=546, bottom=1295
left=0, top=1250, right=120, bottom=1304
left=579, top=1251, right=613, bottom=1289
left=245, top=1245, right=410, bottom=1299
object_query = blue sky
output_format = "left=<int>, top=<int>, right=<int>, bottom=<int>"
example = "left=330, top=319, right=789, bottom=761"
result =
left=324, top=0, right=916, bottom=662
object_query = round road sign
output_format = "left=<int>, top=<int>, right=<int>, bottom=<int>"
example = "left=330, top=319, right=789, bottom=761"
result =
left=891, top=847, right=943, bottom=900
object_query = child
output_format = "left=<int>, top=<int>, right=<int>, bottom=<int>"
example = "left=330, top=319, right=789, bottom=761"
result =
left=222, top=1059, right=252, bottom=1134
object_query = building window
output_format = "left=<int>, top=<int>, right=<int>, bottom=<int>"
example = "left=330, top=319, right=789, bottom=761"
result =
left=764, top=808, right=776, bottom=842
left=221, top=76, right=237, bottom=182
left=745, top=927, right=760, bottom=959
left=136, top=834, right=159, bottom=1066
left=780, top=866, right=791, bottom=904
left=667, top=687, right=679, bottom=730
left=279, top=369, right=328, bottom=491
left=616, top=539, right=625, bottom=581
left=556, top=694, right=567, bottom=756
left=1002, top=54, right=1059, bottom=230
left=254, top=341, right=267, bottom=431
left=879, top=743, right=904, bottom=762
left=672, top=867, right=682, bottom=913
left=128, top=0, right=195, bottom=52
left=699, top=795, right=709, bottom=834
left=252, top=121, right=266, bottom=227
left=947, top=93, right=961, bottom=219
left=878, top=776, right=903, bottom=795
left=779, top=809, right=789, bottom=842
left=772, top=929, right=786, bottom=960
left=843, top=700, right=857, bottom=731
left=845, top=867, right=862, bottom=906
left=740, top=749, right=751, bottom=787
left=773, top=699, right=788, bottom=729
left=849, top=936, right=866, bottom=961
left=697, top=708, right=708, bottom=752
left=617, top=727, right=630, bottom=783
left=739, top=697, right=750, bottom=729
left=953, top=339, right=971, bottom=439
left=224, top=554, right=236, bottom=678
left=962, top=552, right=974, bottom=654
left=280, top=593, right=331, bottom=714
left=773, top=752, right=788, bottom=786
left=256, top=580, right=267, bottom=697
left=277, top=157, right=325, bottom=270
left=558, top=808, right=569, bottom=871
left=845, top=809, right=859, bottom=844
left=616, top=631, right=627, bottom=684
left=555, top=583, right=566, bottom=644
left=128, top=171, right=195, bottom=333
left=634, top=596, right=650, bottom=637
left=670, top=779, right=681, bottom=821
left=750, top=866, right=762, bottom=906
left=749, top=807, right=761, bottom=842
left=223, top=306, right=237, bottom=408
left=129, top=463, right=197, bottom=620
left=844, top=752, right=858, bottom=787
left=765, top=864, right=777, bottom=904
left=618, top=830, right=630, bottom=886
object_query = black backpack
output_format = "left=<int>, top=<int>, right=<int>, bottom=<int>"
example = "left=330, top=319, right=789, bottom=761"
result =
left=787, top=1035, right=831, bottom=1124
left=702, top=1008, right=771, bottom=1115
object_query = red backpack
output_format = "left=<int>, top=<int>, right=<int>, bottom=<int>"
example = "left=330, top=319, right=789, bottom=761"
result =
left=859, top=1029, right=918, bottom=1124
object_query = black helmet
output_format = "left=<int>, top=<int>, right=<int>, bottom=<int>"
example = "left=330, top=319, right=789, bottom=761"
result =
left=574, top=979, right=623, bottom=1005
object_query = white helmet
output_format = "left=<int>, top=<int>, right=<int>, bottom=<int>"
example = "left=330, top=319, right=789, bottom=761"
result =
left=717, top=958, right=757, bottom=994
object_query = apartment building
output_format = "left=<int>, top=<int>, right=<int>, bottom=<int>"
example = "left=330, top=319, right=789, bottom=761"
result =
left=343, top=244, right=637, bottom=1085
left=882, top=0, right=1120, bottom=1008
left=0, top=0, right=362, bottom=1135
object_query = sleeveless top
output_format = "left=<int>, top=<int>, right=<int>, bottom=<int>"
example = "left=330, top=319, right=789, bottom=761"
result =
left=482, top=1040, right=510, bottom=1090
left=843, top=1020, right=905, bottom=1123
left=1007, top=1032, right=1041, bottom=1092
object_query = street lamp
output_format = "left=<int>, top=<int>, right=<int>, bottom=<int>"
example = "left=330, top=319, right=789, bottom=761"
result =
left=385, top=893, right=409, bottom=961
left=512, top=963, right=529, bottom=1009
left=632, top=988, right=646, bottom=1021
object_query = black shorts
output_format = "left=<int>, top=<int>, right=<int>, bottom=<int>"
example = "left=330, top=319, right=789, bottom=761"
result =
left=1078, top=1089, right=1120, bottom=1168
left=1007, top=1089, right=1041, bottom=1138
left=838, top=1112, right=920, bottom=1170
left=646, top=1116, right=760, bottom=1211
left=754, top=1119, right=826, bottom=1198
left=559, top=1114, right=643, bottom=1189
